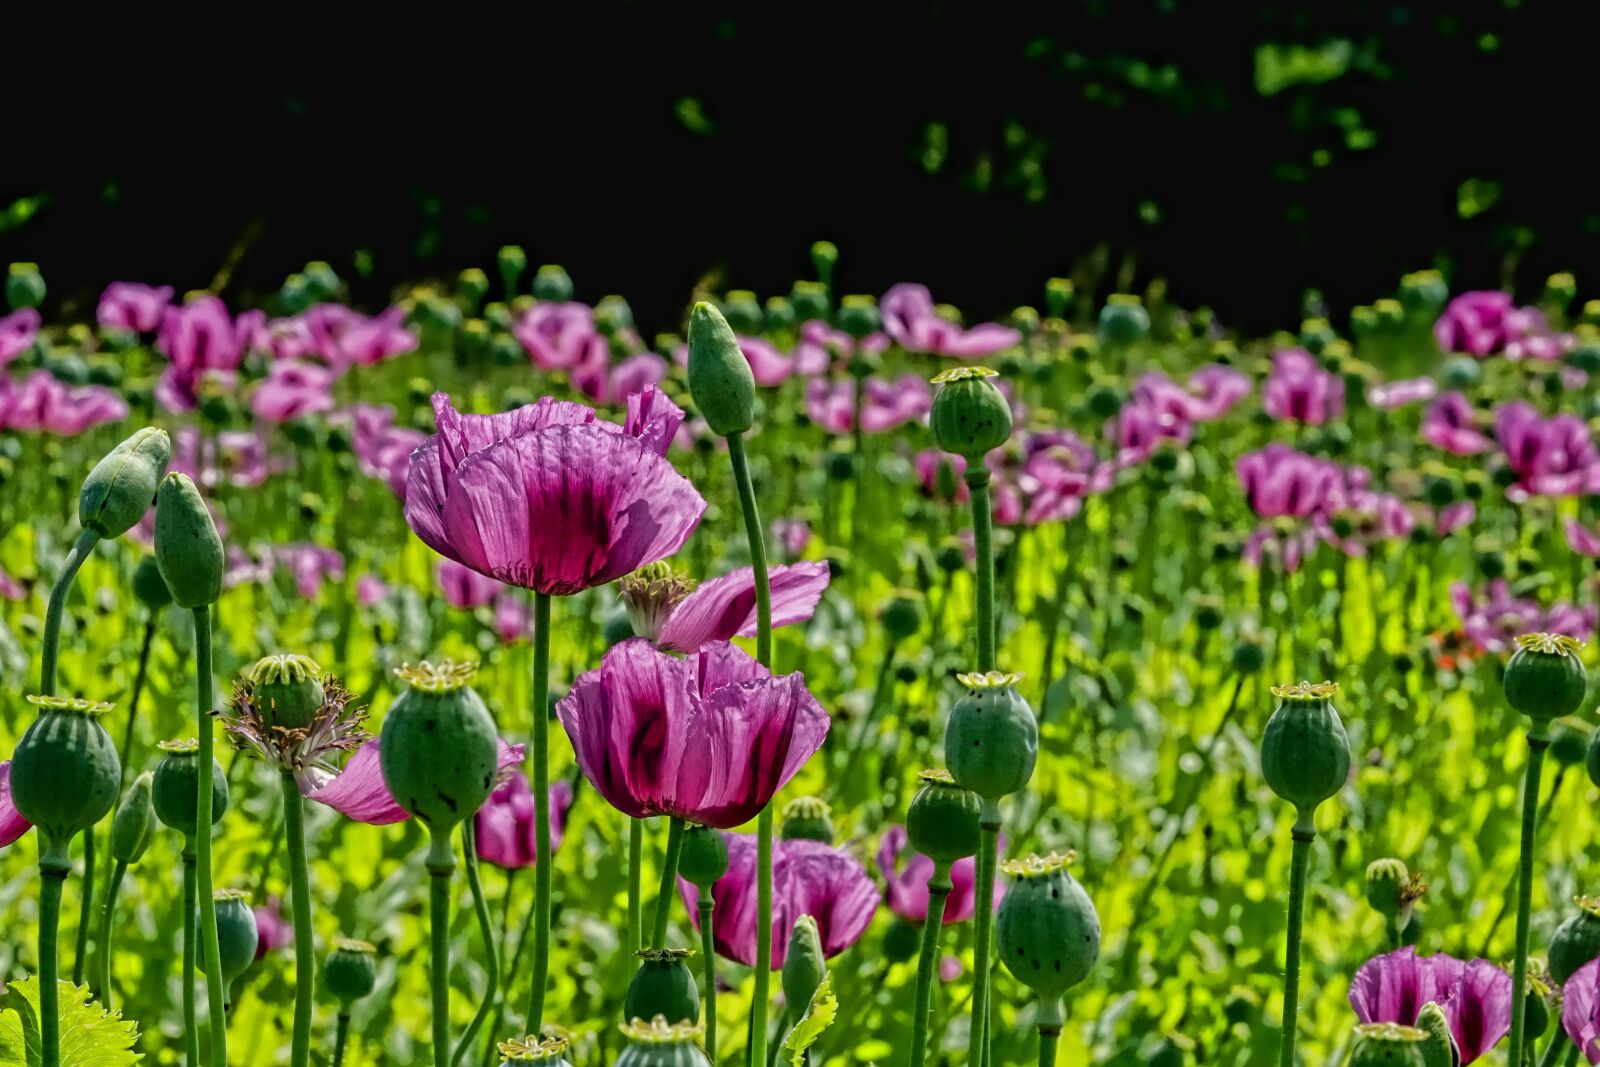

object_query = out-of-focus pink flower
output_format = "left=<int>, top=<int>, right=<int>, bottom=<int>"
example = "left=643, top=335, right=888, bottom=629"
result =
left=915, top=450, right=970, bottom=504
left=1018, top=430, right=1111, bottom=524
left=804, top=376, right=933, bottom=435
left=0, top=370, right=128, bottom=435
left=320, top=305, right=417, bottom=367
left=1435, top=291, right=1517, bottom=358
left=1109, top=397, right=1192, bottom=466
left=939, top=957, right=963, bottom=983
left=793, top=320, right=889, bottom=377
left=1450, top=579, right=1597, bottom=654
left=223, top=546, right=274, bottom=590
left=770, top=518, right=811, bottom=559
left=1349, top=948, right=1511, bottom=1064
left=252, top=897, right=293, bottom=960
left=1368, top=377, right=1438, bottom=411
left=1563, top=957, right=1600, bottom=1065
left=1567, top=517, right=1600, bottom=558
left=1494, top=402, right=1600, bottom=498
left=877, top=825, right=1002, bottom=925
left=251, top=361, right=336, bottom=423
left=274, top=544, right=345, bottom=600
left=1421, top=392, right=1492, bottom=455
left=1434, top=501, right=1476, bottom=537
left=308, top=737, right=524, bottom=825
left=881, top=283, right=1020, bottom=357
left=0, top=761, right=33, bottom=848
left=356, top=575, right=390, bottom=607
left=573, top=351, right=671, bottom=407
left=1237, top=444, right=1338, bottom=518
left=0, top=308, right=42, bottom=364
left=1262, top=348, right=1344, bottom=425
left=653, top=561, right=831, bottom=653
left=0, top=567, right=26, bottom=602
left=340, top=404, right=427, bottom=501
left=1184, top=364, right=1253, bottom=421
left=438, top=558, right=502, bottom=609
left=514, top=302, right=608, bottom=371
left=171, top=427, right=271, bottom=490
left=97, top=282, right=174, bottom=334
left=474, top=775, right=574, bottom=869
left=156, top=295, right=248, bottom=412
left=494, top=592, right=532, bottom=644
left=674, top=336, right=796, bottom=388
left=1501, top=306, right=1573, bottom=363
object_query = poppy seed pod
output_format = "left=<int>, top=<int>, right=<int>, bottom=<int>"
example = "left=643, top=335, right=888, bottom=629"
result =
left=906, top=770, right=982, bottom=864
left=780, top=797, right=834, bottom=844
left=687, top=302, right=756, bottom=437
left=837, top=295, right=880, bottom=340
left=496, top=1035, right=574, bottom=1064
left=1364, top=858, right=1408, bottom=921
left=245, top=654, right=327, bottom=731
left=721, top=290, right=763, bottom=335
left=197, top=889, right=259, bottom=989
left=1231, top=640, right=1267, bottom=676
left=995, top=852, right=1100, bottom=1001
left=151, top=739, right=229, bottom=838
left=1098, top=294, right=1150, bottom=348
left=1523, top=961, right=1552, bottom=1039
left=110, top=771, right=156, bottom=864
left=945, top=672, right=1039, bottom=801
left=1349, top=1023, right=1430, bottom=1067
left=6, top=262, right=45, bottom=310
left=782, top=915, right=827, bottom=1011
left=1504, top=634, right=1588, bottom=726
left=153, top=473, right=224, bottom=608
left=132, top=555, right=172, bottom=612
left=929, top=367, right=1012, bottom=462
left=1259, top=681, right=1351, bottom=821
left=614, top=1017, right=713, bottom=1067
left=497, top=246, right=527, bottom=298
left=1412, top=1002, right=1455, bottom=1067
left=791, top=281, right=829, bottom=323
left=1550, top=898, right=1600, bottom=984
left=379, top=661, right=499, bottom=831
left=78, top=428, right=172, bottom=539
left=879, top=591, right=925, bottom=643
left=323, top=938, right=379, bottom=1007
left=624, top=949, right=700, bottom=1026
left=883, top=918, right=921, bottom=963
left=10, top=696, right=121, bottom=860
left=533, top=264, right=574, bottom=303
left=678, top=825, right=730, bottom=889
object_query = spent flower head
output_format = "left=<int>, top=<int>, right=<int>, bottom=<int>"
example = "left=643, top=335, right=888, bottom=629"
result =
left=497, top=1035, right=571, bottom=1063
left=619, top=562, right=695, bottom=642
left=224, top=671, right=367, bottom=790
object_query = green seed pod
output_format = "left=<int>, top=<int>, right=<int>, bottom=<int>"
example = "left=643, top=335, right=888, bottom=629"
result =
left=110, top=771, right=156, bottom=864
left=837, top=295, right=880, bottom=340
left=811, top=241, right=839, bottom=282
left=379, top=661, right=499, bottom=831
left=533, top=264, right=574, bottom=303
left=791, top=281, right=830, bottom=323
left=883, top=918, right=921, bottom=963
left=1504, top=633, right=1588, bottom=726
left=720, top=290, right=763, bottom=335
left=1549, top=721, right=1589, bottom=767
left=935, top=539, right=966, bottom=574
left=624, top=949, right=700, bottom=1026
left=197, top=889, right=258, bottom=988
left=763, top=296, right=795, bottom=333
left=153, top=473, right=224, bottom=608
left=1098, top=294, right=1149, bottom=348
left=1412, top=1003, right=1455, bottom=1067
left=1399, top=270, right=1449, bottom=316
left=1348, top=1023, right=1429, bottom=1067
left=497, top=246, right=527, bottom=298
left=687, top=302, right=756, bottom=437
left=1259, top=681, right=1351, bottom=820
left=614, top=1018, right=712, bottom=1067
left=780, top=796, right=834, bottom=844
left=929, top=367, right=1012, bottom=462
left=245, top=653, right=327, bottom=730
left=782, top=915, right=827, bottom=1012
left=995, top=852, right=1100, bottom=1001
left=10, top=697, right=121, bottom=858
left=151, top=739, right=229, bottom=838
left=1549, top=897, right=1600, bottom=984
left=132, top=555, right=172, bottom=612
left=1524, top=969, right=1552, bottom=1040
left=1364, top=858, right=1408, bottom=921
left=78, top=428, right=173, bottom=539
left=678, top=825, right=730, bottom=889
left=323, top=938, right=379, bottom=1007
left=496, top=1035, right=573, bottom=1064
left=879, top=591, right=925, bottom=643
left=1044, top=277, right=1074, bottom=321
left=6, top=262, right=46, bottom=311
left=945, top=672, right=1038, bottom=801
left=456, top=267, right=490, bottom=310
left=906, top=770, right=981, bottom=864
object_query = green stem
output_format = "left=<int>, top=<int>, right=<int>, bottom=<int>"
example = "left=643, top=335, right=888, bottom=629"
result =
left=909, top=867, right=953, bottom=1067
left=525, top=590, right=553, bottom=1035
left=39, top=845, right=68, bottom=1067
left=1508, top=736, right=1550, bottom=1067
left=455, top=823, right=499, bottom=1066
left=1535, top=1029, right=1570, bottom=1067
left=1279, top=821, right=1315, bottom=1067
left=183, top=846, right=200, bottom=1067
left=629, top=818, right=644, bottom=952
left=193, top=606, right=227, bottom=1067
left=967, top=471, right=996, bottom=671
left=116, top=618, right=157, bottom=793
left=73, top=827, right=95, bottom=986
left=428, top=830, right=457, bottom=1067
left=41, top=528, right=99, bottom=696
left=752, top=806, right=775, bottom=1067
left=333, top=1014, right=351, bottom=1067
left=699, top=897, right=718, bottom=1062
left=282, top=772, right=314, bottom=1067
left=651, top=818, right=687, bottom=948
left=969, top=816, right=1000, bottom=1067
left=1037, top=998, right=1065, bottom=1067
left=726, top=433, right=773, bottom=666
left=97, top=860, right=128, bottom=1012
left=835, top=642, right=899, bottom=795
left=1038, top=1030, right=1060, bottom=1067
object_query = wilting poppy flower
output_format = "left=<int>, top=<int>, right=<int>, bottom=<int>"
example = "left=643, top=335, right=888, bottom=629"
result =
left=558, top=638, right=829, bottom=828
left=404, top=389, right=704, bottom=597
left=1450, top=580, right=1596, bottom=654
left=474, top=775, right=575, bottom=869
left=1263, top=348, right=1344, bottom=425
left=881, top=283, right=1020, bottom=357
left=620, top=560, right=830, bottom=653
left=1494, top=402, right=1600, bottom=498
left=97, top=282, right=174, bottom=334
left=1562, top=957, right=1600, bottom=1064
left=0, top=308, right=41, bottom=364
left=1349, top=947, right=1512, bottom=1064
left=1422, top=392, right=1492, bottom=455
left=0, top=761, right=32, bottom=847
left=877, top=825, right=1001, bottom=925
left=307, top=737, right=525, bottom=825
left=679, top=832, right=879, bottom=968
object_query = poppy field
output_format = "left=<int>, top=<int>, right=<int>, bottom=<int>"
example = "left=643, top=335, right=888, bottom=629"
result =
left=4, top=251, right=1600, bottom=1067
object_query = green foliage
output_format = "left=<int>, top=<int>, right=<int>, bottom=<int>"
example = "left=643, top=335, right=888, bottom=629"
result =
left=0, top=977, right=141, bottom=1067
left=782, top=973, right=837, bottom=1067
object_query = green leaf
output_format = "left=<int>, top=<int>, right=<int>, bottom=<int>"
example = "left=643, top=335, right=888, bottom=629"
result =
left=784, top=972, right=838, bottom=1067
left=0, top=977, right=142, bottom=1067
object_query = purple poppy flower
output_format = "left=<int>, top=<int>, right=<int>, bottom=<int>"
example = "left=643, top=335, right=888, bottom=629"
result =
left=877, top=825, right=1001, bottom=925
left=251, top=360, right=336, bottom=424
left=1433, top=501, right=1476, bottom=538
left=1435, top=291, right=1516, bottom=357
left=1450, top=580, right=1597, bottom=654
left=1563, top=957, right=1600, bottom=1064
left=0, top=761, right=32, bottom=847
left=96, top=282, right=174, bottom=334
left=0, top=371, right=128, bottom=436
left=804, top=376, right=934, bottom=435
left=1422, top=392, right=1492, bottom=455
left=1263, top=348, right=1344, bottom=425
left=558, top=638, right=829, bottom=828
left=474, top=775, right=574, bottom=869
left=356, top=575, right=390, bottom=607
left=253, top=896, right=293, bottom=960
left=573, top=351, right=671, bottom=407
left=1237, top=444, right=1338, bottom=519
left=171, top=427, right=271, bottom=491
left=0, top=308, right=41, bottom=365
left=881, top=283, right=1020, bottom=357
left=1109, top=396, right=1192, bottom=466
left=793, top=320, right=889, bottom=376
left=308, top=737, right=525, bottom=825
left=1495, top=402, right=1600, bottom=498
left=1349, top=948, right=1511, bottom=1064
left=0, top=566, right=26, bottom=602
left=650, top=561, right=831, bottom=653
left=156, top=295, right=248, bottom=412
left=1568, top=518, right=1600, bottom=558
left=438, top=558, right=503, bottom=609
left=679, top=833, right=879, bottom=969
left=1018, top=431, right=1111, bottom=525
left=274, top=544, right=345, bottom=600
left=323, top=305, right=417, bottom=367
left=1183, top=364, right=1253, bottom=421
left=770, top=518, right=811, bottom=559
left=340, top=404, right=427, bottom=501
left=1368, top=377, right=1438, bottom=411
left=513, top=302, right=608, bottom=371
left=404, top=389, right=704, bottom=597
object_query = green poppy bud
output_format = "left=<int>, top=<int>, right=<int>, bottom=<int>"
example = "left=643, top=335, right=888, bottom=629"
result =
left=996, top=852, right=1100, bottom=1000
left=533, top=264, right=574, bottom=303
left=1412, top=1002, right=1455, bottom=1067
left=930, top=367, right=1012, bottom=462
left=153, top=473, right=224, bottom=608
left=6, top=262, right=45, bottom=311
left=1011, top=306, right=1040, bottom=338
left=497, top=1035, right=574, bottom=1064
left=110, top=771, right=156, bottom=864
left=1348, top=1023, right=1429, bottom=1067
left=782, top=915, right=827, bottom=1012
left=1399, top=270, right=1449, bottom=316
left=679, top=825, right=730, bottom=889
left=1504, top=633, right=1588, bottom=727
left=151, top=739, right=229, bottom=839
left=780, top=796, right=834, bottom=844
left=810, top=240, right=839, bottom=281
left=791, top=281, right=829, bottom=323
left=1194, top=597, right=1224, bottom=631
left=323, top=938, right=379, bottom=1007
left=1098, top=294, right=1149, bottom=348
left=1260, top=681, right=1351, bottom=821
left=837, top=295, right=880, bottom=340
left=883, top=918, right=920, bottom=963
left=1549, top=898, right=1600, bottom=984
left=132, top=555, right=173, bottom=612
left=1364, top=859, right=1408, bottom=921
left=687, top=302, right=756, bottom=437
left=457, top=267, right=490, bottom=311
left=197, top=889, right=259, bottom=989
left=1044, top=277, right=1074, bottom=321
left=615, top=1018, right=712, bottom=1067
left=720, top=290, right=762, bottom=335
left=906, top=770, right=981, bottom=864
left=763, top=296, right=795, bottom=333
left=497, top=246, right=527, bottom=299
left=78, top=427, right=172, bottom=539
left=245, top=653, right=327, bottom=730
left=379, top=661, right=499, bottom=831
left=935, top=539, right=966, bottom=574
left=623, top=949, right=700, bottom=1026
left=880, top=591, right=925, bottom=643
left=825, top=451, right=855, bottom=481
left=301, top=261, right=340, bottom=301
left=945, top=672, right=1038, bottom=801
left=11, top=696, right=121, bottom=863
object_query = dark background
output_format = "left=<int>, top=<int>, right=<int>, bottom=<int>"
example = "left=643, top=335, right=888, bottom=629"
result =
left=5, top=2, right=1598, bottom=335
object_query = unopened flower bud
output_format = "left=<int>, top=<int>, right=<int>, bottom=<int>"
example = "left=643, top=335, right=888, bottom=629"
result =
left=153, top=474, right=224, bottom=608
left=79, top=428, right=172, bottom=539
left=1549, top=721, right=1588, bottom=767
left=781, top=915, right=827, bottom=1011
left=687, top=302, right=756, bottom=437
left=906, top=770, right=981, bottom=863
left=1260, top=681, right=1351, bottom=820
left=1413, top=1002, right=1455, bottom=1067
left=152, top=738, right=229, bottom=838
left=946, top=673, right=1038, bottom=800
left=624, top=949, right=700, bottom=1026
left=1364, top=858, right=1408, bottom=920
left=132, top=556, right=172, bottom=613
left=381, top=661, right=499, bottom=833
left=810, top=241, right=838, bottom=283
left=110, top=771, right=156, bottom=864
left=1044, top=277, right=1074, bottom=320
left=323, top=938, right=379, bottom=1006
left=780, top=796, right=834, bottom=844
left=6, top=262, right=45, bottom=311
left=996, top=852, right=1100, bottom=1000
left=595, top=295, right=635, bottom=337
left=456, top=268, right=490, bottom=312
left=930, top=367, right=1012, bottom=463
left=1086, top=382, right=1123, bottom=420
left=497, top=246, right=527, bottom=299
left=533, top=264, right=573, bottom=303
left=1504, top=633, right=1588, bottom=726
left=720, top=290, right=762, bottom=335
left=245, top=654, right=326, bottom=730
left=11, top=697, right=121, bottom=860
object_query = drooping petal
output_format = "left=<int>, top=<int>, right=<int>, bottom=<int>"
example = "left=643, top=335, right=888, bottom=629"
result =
left=1564, top=958, right=1600, bottom=1065
left=403, top=439, right=455, bottom=560
left=0, top=761, right=33, bottom=847
left=306, top=742, right=411, bottom=825
left=657, top=561, right=831, bottom=652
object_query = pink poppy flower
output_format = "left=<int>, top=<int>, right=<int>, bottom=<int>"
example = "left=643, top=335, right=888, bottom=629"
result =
left=679, top=833, right=879, bottom=968
left=1, top=761, right=32, bottom=847
left=171, top=427, right=271, bottom=490
left=1450, top=580, right=1597, bottom=654
left=514, top=302, right=608, bottom=371
left=251, top=360, right=336, bottom=424
left=405, top=388, right=703, bottom=596
left=308, top=737, right=525, bottom=825
left=881, top=283, right=1020, bottom=357
left=253, top=897, right=293, bottom=960
left=792, top=320, right=889, bottom=377
left=97, top=282, right=174, bottom=334
left=1237, top=445, right=1339, bottom=518
left=804, top=376, right=933, bottom=435
left=1421, top=392, right=1492, bottom=455
left=770, top=518, right=811, bottom=559
left=877, top=825, right=1001, bottom=925
left=1368, top=377, right=1438, bottom=411
left=1434, top=501, right=1476, bottom=537
left=1568, top=517, right=1600, bottom=558
left=1495, top=402, right=1600, bottom=498
left=558, top=638, right=829, bottom=828
left=356, top=575, right=391, bottom=607
left=474, top=775, right=574, bottom=869
left=318, top=305, right=417, bottom=367
left=573, top=352, right=670, bottom=407
left=156, top=295, right=248, bottom=412
left=274, top=544, right=345, bottom=600
left=1018, top=431, right=1111, bottom=525
left=1562, top=957, right=1600, bottom=1064
left=1262, top=348, right=1344, bottom=425
left=0, top=567, right=26, bottom=602
left=1349, top=948, right=1511, bottom=1064
left=0, top=308, right=41, bottom=365
left=651, top=561, right=831, bottom=653
left=1109, top=397, right=1192, bottom=466
left=438, top=558, right=503, bottom=609
left=0, top=371, right=128, bottom=435
left=1435, top=291, right=1517, bottom=357
left=1184, top=363, right=1253, bottom=421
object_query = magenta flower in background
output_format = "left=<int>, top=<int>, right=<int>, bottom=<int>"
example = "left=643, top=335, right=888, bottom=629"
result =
left=1237, top=444, right=1338, bottom=519
left=0, top=308, right=41, bottom=364
left=96, top=282, right=174, bottom=334
left=0, top=761, right=32, bottom=847
left=0, top=566, right=26, bottom=602
left=1018, top=430, right=1111, bottom=525
left=274, top=543, right=345, bottom=600
left=1317, top=466, right=1415, bottom=557
left=1501, top=305, right=1573, bottom=363
left=1421, top=392, right=1492, bottom=455
left=405, top=388, right=704, bottom=596
left=1368, top=377, right=1438, bottom=411
left=805, top=376, right=934, bottom=435
left=793, top=319, right=889, bottom=376
left=1184, top=364, right=1253, bottom=421
left=1431, top=501, right=1476, bottom=538
left=172, top=427, right=271, bottom=490
left=341, top=404, right=427, bottom=500
left=559, top=638, right=829, bottom=828
left=251, top=360, right=336, bottom=423
left=1349, top=948, right=1512, bottom=1064
left=514, top=302, right=608, bottom=371
left=877, top=825, right=1001, bottom=925
left=652, top=561, right=831, bottom=653
left=1435, top=291, right=1517, bottom=357
left=438, top=558, right=503, bottom=609
left=1262, top=348, right=1344, bottom=425
left=1563, top=957, right=1600, bottom=1065
left=770, top=518, right=811, bottom=559
left=308, top=737, right=525, bottom=825
left=881, top=283, right=1020, bottom=357
left=0, top=371, right=128, bottom=436
left=1567, top=518, right=1600, bottom=558
left=1109, top=396, right=1192, bottom=466
left=156, top=295, right=247, bottom=412
left=474, top=775, right=575, bottom=869
left=679, top=833, right=879, bottom=968
left=573, top=351, right=670, bottom=407
left=1450, top=579, right=1597, bottom=654
left=1494, top=402, right=1600, bottom=497
left=252, top=897, right=293, bottom=961
left=319, top=305, right=417, bottom=367
left=356, top=575, right=390, bottom=607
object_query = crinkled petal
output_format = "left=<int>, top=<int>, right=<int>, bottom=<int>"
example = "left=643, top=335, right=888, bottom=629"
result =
left=657, top=561, right=831, bottom=653
left=1564, top=958, right=1600, bottom=1065
left=1440, top=958, right=1512, bottom=1063
left=306, top=742, right=411, bottom=825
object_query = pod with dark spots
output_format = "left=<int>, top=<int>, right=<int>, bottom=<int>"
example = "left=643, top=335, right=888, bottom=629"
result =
left=614, top=1018, right=713, bottom=1067
left=687, top=302, right=756, bottom=437
left=496, top=1035, right=574, bottom=1064
left=78, top=428, right=172, bottom=539
left=1550, top=897, right=1600, bottom=984
left=624, top=949, right=700, bottom=1026
left=1259, top=681, right=1351, bottom=819
left=678, top=825, right=729, bottom=889
left=780, top=797, right=834, bottom=844
left=10, top=696, right=121, bottom=853
left=132, top=555, right=172, bottom=612
left=245, top=654, right=327, bottom=731
left=196, top=889, right=258, bottom=989
left=110, top=771, right=156, bottom=864
left=1504, top=633, right=1588, bottom=726
left=945, top=672, right=1038, bottom=801
left=1348, top=1023, right=1429, bottom=1067
left=995, top=852, right=1100, bottom=1001
left=379, top=661, right=499, bottom=832
left=153, top=473, right=224, bottom=608
left=929, top=367, right=1012, bottom=462
left=151, top=739, right=229, bottom=838
left=906, top=770, right=981, bottom=864
left=1413, top=1003, right=1456, bottom=1067
left=323, top=938, right=379, bottom=1007
left=781, top=915, right=826, bottom=1012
